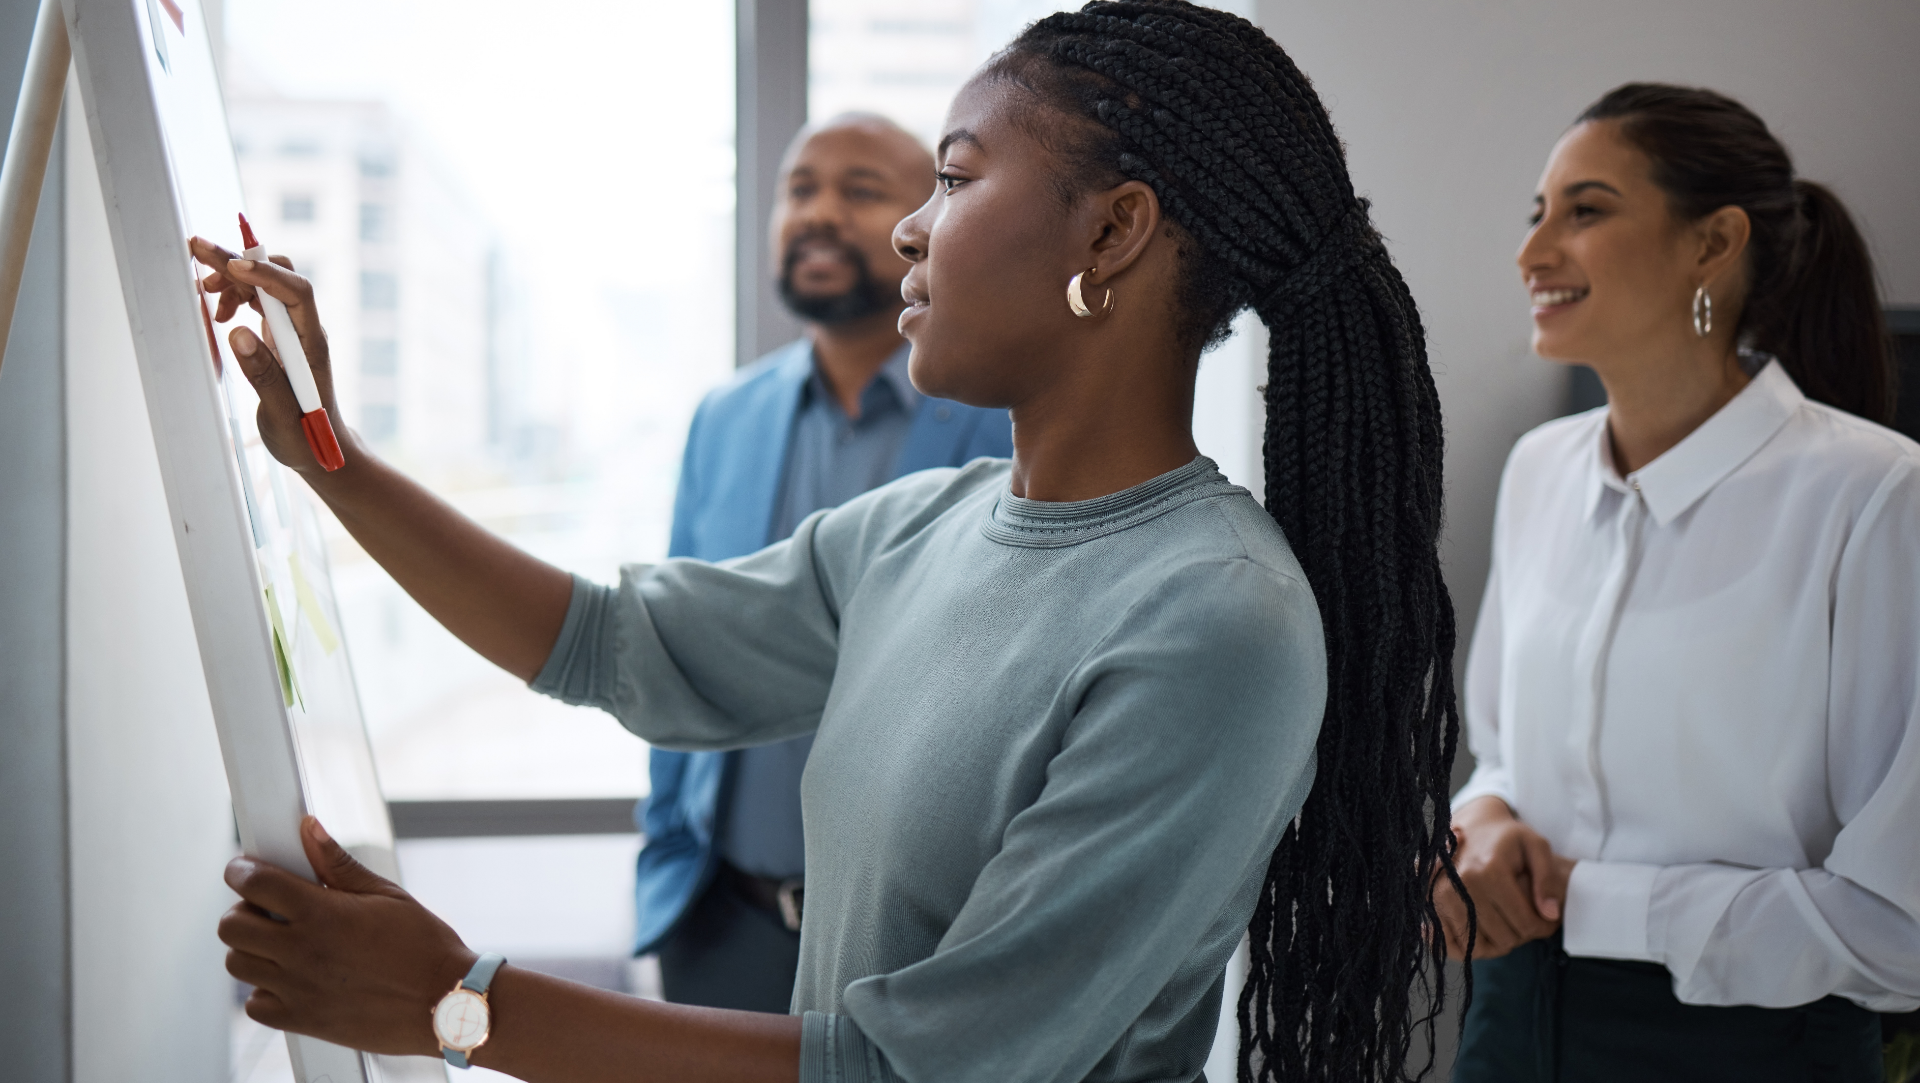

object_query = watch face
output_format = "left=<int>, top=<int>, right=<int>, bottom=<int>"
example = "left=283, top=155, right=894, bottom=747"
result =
left=434, top=988, right=490, bottom=1051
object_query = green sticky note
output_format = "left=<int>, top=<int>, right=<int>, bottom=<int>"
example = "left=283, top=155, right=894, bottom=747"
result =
left=288, top=552, right=340, bottom=656
left=271, top=624, right=296, bottom=708
left=264, top=584, right=302, bottom=709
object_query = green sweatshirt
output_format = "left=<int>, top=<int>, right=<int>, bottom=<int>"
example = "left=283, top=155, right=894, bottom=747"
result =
left=533, top=456, right=1326, bottom=1083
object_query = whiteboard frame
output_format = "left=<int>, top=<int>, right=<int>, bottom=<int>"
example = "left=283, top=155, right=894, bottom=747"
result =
left=63, top=1, right=387, bottom=1079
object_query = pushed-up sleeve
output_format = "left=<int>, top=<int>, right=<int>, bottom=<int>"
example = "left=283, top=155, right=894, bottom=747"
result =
left=1566, top=459, right=1920, bottom=1011
left=530, top=505, right=853, bottom=751
left=799, top=560, right=1327, bottom=1083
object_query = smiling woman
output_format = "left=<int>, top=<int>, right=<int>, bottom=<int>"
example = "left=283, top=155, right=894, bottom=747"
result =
left=1441, top=84, right=1919, bottom=1083
left=199, top=4, right=1463, bottom=1082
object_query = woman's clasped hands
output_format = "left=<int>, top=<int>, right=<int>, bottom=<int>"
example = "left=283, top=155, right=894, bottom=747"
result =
left=1433, top=795, right=1577, bottom=959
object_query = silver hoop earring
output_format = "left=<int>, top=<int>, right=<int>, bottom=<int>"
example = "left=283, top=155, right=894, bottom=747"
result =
left=1691, top=284, right=1713, bottom=338
left=1067, top=268, right=1114, bottom=319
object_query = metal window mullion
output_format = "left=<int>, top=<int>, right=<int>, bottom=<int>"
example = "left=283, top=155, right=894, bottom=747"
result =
left=735, top=0, right=807, bottom=368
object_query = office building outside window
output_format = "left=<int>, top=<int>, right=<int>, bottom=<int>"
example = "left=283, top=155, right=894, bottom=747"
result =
left=225, top=0, right=736, bottom=802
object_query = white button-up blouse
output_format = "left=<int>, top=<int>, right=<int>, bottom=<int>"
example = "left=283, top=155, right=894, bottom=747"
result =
left=1454, top=360, right=1920, bottom=1012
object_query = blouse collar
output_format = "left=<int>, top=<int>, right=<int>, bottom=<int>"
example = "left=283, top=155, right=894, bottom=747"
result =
left=1585, top=359, right=1804, bottom=527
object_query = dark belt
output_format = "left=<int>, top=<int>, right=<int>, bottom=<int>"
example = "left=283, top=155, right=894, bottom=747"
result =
left=720, top=862, right=803, bottom=932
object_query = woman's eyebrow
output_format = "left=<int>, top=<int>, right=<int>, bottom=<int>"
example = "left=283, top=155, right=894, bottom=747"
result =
left=937, top=128, right=983, bottom=160
left=1562, top=179, right=1623, bottom=198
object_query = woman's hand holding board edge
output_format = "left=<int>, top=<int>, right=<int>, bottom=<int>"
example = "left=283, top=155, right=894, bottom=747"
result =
left=221, top=817, right=804, bottom=1082
left=222, top=816, right=477, bottom=1056
left=1433, top=794, right=1575, bottom=959
left=186, top=235, right=574, bottom=682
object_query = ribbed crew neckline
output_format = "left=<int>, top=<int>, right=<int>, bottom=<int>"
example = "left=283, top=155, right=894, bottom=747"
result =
left=983, top=456, right=1243, bottom=549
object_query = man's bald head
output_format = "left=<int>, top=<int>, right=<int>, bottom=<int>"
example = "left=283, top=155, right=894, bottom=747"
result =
left=779, top=112, right=935, bottom=181
left=770, top=113, right=937, bottom=328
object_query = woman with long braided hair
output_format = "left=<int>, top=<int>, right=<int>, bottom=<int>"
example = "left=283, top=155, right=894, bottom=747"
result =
left=196, top=3, right=1462, bottom=1081
left=971, top=8, right=1466, bottom=1081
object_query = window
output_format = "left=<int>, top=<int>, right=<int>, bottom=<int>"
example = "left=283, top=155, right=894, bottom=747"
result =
left=362, top=338, right=397, bottom=377
left=359, top=403, right=398, bottom=442
left=359, top=271, right=397, bottom=310
left=811, top=0, right=1251, bottom=146
left=809, top=0, right=981, bottom=146
left=228, top=0, right=735, bottom=803
left=281, top=193, right=314, bottom=222
left=358, top=148, right=396, bottom=178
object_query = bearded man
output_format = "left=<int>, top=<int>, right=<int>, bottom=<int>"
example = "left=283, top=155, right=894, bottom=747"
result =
left=636, top=114, right=1013, bottom=1011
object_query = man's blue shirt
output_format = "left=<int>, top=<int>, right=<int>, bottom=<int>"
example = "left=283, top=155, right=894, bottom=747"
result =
left=770, top=349, right=920, bottom=544
left=635, top=338, right=1012, bottom=954
left=721, top=349, right=919, bottom=880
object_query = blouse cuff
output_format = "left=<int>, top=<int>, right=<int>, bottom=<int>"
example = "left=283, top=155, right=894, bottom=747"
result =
left=528, top=573, right=615, bottom=708
left=1563, top=860, right=1660, bottom=961
left=800, top=1011, right=905, bottom=1083
left=1449, top=768, right=1516, bottom=819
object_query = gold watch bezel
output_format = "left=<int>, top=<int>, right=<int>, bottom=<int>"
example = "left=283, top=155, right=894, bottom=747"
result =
left=431, top=981, right=492, bottom=1055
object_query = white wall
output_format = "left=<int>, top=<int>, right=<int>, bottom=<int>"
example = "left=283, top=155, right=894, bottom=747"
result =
left=1192, top=311, right=1266, bottom=495
left=1252, top=0, right=1920, bottom=716
left=64, top=96, right=236, bottom=1083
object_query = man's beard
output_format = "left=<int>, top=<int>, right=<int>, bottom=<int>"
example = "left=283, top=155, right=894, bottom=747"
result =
left=777, top=233, right=896, bottom=325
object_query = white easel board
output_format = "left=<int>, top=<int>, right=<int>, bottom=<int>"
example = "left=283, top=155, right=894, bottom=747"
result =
left=63, top=1, right=407, bottom=1079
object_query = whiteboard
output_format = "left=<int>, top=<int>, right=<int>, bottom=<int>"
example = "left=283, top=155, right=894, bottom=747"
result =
left=64, top=1, right=412, bottom=1079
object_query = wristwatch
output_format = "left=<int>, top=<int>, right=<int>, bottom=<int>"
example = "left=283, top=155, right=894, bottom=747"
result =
left=432, top=953, right=506, bottom=1069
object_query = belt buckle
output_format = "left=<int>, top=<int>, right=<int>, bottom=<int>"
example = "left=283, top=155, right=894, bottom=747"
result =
left=776, top=879, right=804, bottom=932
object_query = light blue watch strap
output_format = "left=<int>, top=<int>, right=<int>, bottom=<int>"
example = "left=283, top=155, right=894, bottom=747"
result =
left=463, top=952, right=507, bottom=995
left=442, top=953, right=507, bottom=1070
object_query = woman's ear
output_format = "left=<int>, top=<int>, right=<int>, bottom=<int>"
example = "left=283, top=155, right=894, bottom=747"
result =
left=1694, top=204, right=1752, bottom=287
left=1086, top=180, right=1163, bottom=280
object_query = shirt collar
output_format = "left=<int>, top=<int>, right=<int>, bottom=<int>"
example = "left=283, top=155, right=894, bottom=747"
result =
left=1583, top=358, right=1803, bottom=527
left=801, top=341, right=918, bottom=418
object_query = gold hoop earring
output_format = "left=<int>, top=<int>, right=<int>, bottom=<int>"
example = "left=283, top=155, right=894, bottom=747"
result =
left=1692, top=284, right=1713, bottom=338
left=1067, top=268, right=1115, bottom=319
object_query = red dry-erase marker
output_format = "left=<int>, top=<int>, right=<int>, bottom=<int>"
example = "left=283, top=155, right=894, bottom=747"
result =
left=238, top=214, right=345, bottom=471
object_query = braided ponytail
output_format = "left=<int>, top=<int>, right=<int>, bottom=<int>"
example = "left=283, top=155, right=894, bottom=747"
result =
left=995, top=4, right=1465, bottom=1079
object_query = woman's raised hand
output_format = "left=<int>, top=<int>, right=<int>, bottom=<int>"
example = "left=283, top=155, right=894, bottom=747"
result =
left=1433, top=795, right=1575, bottom=960
left=220, top=817, right=475, bottom=1055
left=188, top=242, right=573, bottom=681
left=188, top=236, right=352, bottom=478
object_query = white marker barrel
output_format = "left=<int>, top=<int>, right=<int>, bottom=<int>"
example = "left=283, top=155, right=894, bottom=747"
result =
left=242, top=243, right=322, bottom=414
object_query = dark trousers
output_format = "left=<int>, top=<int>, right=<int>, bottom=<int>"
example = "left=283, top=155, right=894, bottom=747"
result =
left=656, top=867, right=801, bottom=1013
left=1454, top=933, right=1883, bottom=1083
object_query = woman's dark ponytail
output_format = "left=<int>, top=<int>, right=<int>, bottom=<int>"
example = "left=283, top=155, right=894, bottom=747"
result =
left=1754, top=179, right=1897, bottom=422
left=998, top=4, right=1465, bottom=1080
left=1579, top=84, right=1896, bottom=424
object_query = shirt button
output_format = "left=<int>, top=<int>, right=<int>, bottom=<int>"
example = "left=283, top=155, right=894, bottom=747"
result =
left=935, top=406, right=952, bottom=422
